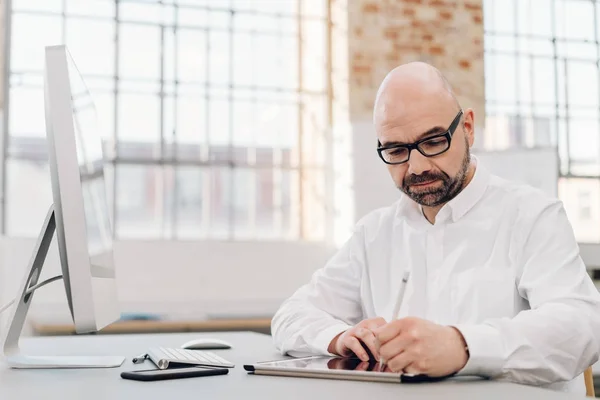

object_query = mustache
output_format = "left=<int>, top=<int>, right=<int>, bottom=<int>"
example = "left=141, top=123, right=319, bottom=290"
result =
left=404, top=171, right=448, bottom=186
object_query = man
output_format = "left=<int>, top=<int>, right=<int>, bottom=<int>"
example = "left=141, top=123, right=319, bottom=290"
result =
left=271, top=62, right=600, bottom=393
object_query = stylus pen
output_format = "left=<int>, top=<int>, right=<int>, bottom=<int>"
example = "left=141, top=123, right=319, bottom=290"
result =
left=391, top=270, right=410, bottom=321
left=380, top=270, right=411, bottom=369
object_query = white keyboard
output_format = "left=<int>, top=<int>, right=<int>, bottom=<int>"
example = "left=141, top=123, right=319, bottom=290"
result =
left=147, top=347, right=235, bottom=370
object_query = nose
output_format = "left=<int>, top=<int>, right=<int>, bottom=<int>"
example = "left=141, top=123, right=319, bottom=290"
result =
left=406, top=150, right=432, bottom=176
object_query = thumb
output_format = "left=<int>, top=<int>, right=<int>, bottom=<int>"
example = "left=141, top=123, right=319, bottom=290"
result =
left=371, top=324, right=386, bottom=336
left=367, top=317, right=388, bottom=330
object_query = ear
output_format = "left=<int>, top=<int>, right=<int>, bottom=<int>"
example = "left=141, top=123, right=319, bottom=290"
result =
left=462, top=108, right=475, bottom=147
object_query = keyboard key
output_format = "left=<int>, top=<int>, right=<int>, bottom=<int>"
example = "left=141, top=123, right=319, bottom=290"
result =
left=176, top=349, right=197, bottom=362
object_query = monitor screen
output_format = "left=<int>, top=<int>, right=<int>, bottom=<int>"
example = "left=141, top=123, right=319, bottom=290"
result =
left=66, top=52, right=115, bottom=279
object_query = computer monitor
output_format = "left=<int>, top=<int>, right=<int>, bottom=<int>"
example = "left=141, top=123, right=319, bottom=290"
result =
left=1, top=45, right=124, bottom=368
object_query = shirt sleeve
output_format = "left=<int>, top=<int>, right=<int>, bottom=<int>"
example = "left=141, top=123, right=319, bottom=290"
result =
left=271, top=225, right=367, bottom=357
left=453, top=199, right=600, bottom=386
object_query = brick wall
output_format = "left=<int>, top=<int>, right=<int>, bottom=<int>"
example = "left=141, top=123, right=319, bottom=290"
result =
left=347, top=0, right=484, bottom=127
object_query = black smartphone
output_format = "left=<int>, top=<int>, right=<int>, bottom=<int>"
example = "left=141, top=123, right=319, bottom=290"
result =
left=120, top=366, right=229, bottom=382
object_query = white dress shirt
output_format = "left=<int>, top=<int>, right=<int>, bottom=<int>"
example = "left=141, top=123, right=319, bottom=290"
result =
left=271, top=158, right=600, bottom=393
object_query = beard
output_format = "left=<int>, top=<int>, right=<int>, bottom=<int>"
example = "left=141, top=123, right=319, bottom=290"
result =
left=399, top=140, right=471, bottom=207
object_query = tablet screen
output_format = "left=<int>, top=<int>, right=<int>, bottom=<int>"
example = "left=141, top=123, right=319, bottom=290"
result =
left=260, top=356, right=392, bottom=373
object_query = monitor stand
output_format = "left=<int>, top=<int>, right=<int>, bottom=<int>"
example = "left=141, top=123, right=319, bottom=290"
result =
left=1, top=205, right=125, bottom=368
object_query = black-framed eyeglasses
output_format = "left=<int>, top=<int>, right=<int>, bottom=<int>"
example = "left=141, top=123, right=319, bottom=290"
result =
left=377, top=109, right=463, bottom=165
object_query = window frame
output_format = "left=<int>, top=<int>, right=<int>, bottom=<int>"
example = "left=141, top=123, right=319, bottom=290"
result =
left=0, top=0, right=334, bottom=241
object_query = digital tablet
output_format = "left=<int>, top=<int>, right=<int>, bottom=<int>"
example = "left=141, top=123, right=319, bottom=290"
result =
left=244, top=356, right=451, bottom=383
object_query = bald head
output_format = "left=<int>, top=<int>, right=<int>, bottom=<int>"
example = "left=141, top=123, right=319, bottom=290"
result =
left=372, top=62, right=476, bottom=212
left=373, top=62, right=460, bottom=126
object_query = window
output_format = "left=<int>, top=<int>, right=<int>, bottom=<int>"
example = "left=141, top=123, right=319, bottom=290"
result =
left=484, top=0, right=600, bottom=243
left=3, top=0, right=331, bottom=241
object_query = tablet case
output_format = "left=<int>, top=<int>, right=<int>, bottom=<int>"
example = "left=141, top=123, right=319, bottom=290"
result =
left=244, top=357, right=452, bottom=384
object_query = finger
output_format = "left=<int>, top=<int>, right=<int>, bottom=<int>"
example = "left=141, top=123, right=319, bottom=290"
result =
left=382, top=364, right=394, bottom=373
left=387, top=350, right=413, bottom=373
left=355, top=328, right=381, bottom=361
left=356, top=361, right=370, bottom=371
left=366, top=317, right=387, bottom=329
left=379, top=331, right=416, bottom=363
left=374, top=320, right=405, bottom=345
left=366, top=319, right=387, bottom=353
left=374, top=336, right=381, bottom=358
left=344, top=336, right=369, bottom=362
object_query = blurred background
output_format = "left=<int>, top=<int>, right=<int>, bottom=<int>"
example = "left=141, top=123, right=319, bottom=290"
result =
left=0, top=0, right=600, bottom=339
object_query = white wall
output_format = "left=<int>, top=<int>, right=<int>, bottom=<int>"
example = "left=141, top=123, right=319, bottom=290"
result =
left=352, top=121, right=401, bottom=221
left=0, top=236, right=336, bottom=331
left=579, top=244, right=600, bottom=270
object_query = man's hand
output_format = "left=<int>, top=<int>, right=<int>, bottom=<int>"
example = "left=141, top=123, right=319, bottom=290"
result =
left=327, top=317, right=387, bottom=361
left=373, top=317, right=469, bottom=377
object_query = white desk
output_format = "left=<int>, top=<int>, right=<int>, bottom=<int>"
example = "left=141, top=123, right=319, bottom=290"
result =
left=0, top=331, right=588, bottom=399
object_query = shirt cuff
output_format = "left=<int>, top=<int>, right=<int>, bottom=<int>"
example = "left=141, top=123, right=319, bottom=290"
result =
left=312, top=323, right=352, bottom=356
left=452, top=324, right=505, bottom=377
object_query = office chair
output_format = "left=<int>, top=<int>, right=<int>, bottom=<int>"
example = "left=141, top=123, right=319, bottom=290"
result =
left=584, top=366, right=595, bottom=397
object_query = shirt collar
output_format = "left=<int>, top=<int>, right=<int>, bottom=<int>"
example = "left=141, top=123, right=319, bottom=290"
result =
left=395, top=155, right=490, bottom=225
left=444, top=155, right=490, bottom=223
